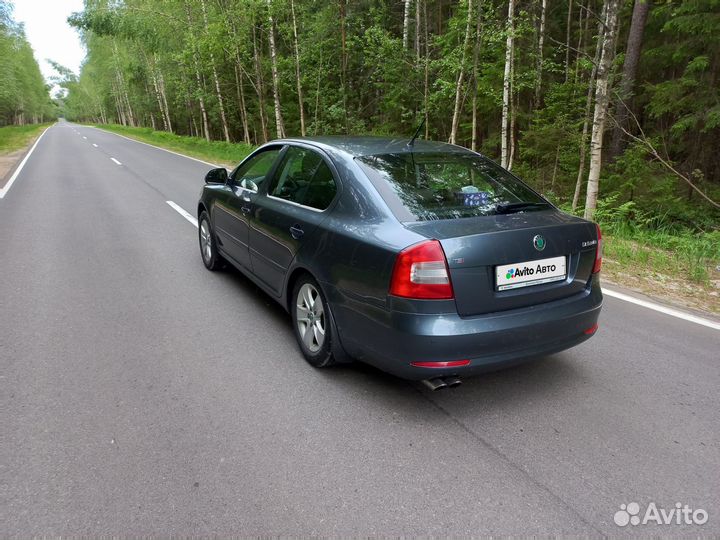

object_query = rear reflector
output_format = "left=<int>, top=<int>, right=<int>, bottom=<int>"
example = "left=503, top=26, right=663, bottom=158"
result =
left=389, top=240, right=454, bottom=299
left=592, top=224, right=603, bottom=274
left=584, top=323, right=599, bottom=335
left=411, top=360, right=470, bottom=368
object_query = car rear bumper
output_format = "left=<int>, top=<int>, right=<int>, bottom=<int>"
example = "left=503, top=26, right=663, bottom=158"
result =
left=327, top=276, right=603, bottom=380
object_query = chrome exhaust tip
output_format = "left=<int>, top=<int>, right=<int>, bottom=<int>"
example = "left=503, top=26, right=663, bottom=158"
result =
left=443, top=376, right=462, bottom=388
left=421, top=378, right=448, bottom=391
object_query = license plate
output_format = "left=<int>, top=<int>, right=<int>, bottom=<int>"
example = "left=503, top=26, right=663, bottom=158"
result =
left=496, top=256, right=567, bottom=291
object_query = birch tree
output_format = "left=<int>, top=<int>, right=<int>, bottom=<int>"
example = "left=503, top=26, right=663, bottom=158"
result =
left=200, top=0, right=230, bottom=142
left=535, top=0, right=547, bottom=106
left=449, top=0, right=474, bottom=145
left=501, top=0, right=515, bottom=168
left=572, top=2, right=606, bottom=211
left=584, top=0, right=621, bottom=220
left=402, top=0, right=412, bottom=49
left=290, top=0, right=306, bottom=136
left=266, top=0, right=286, bottom=138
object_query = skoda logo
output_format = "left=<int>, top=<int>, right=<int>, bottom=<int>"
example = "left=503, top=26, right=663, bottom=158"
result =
left=533, top=234, right=546, bottom=251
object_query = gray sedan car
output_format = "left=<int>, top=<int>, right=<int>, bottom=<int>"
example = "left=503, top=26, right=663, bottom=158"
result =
left=197, top=137, right=602, bottom=388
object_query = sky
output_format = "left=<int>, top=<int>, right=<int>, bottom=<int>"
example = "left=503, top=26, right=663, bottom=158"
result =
left=12, top=0, right=86, bottom=91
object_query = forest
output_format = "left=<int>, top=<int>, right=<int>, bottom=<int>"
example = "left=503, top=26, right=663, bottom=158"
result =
left=0, top=1, right=56, bottom=126
left=6, top=0, right=720, bottom=236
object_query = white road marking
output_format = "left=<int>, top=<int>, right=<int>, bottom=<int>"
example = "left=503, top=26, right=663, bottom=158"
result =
left=88, top=126, right=219, bottom=167
left=0, top=126, right=51, bottom=199
left=110, top=157, right=122, bottom=165
left=166, top=201, right=198, bottom=228
left=82, top=136, right=87, bottom=139
left=603, top=287, right=720, bottom=331
left=92, top=143, right=98, bottom=147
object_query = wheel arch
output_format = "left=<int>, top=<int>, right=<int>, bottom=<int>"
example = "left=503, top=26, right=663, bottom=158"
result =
left=285, top=266, right=313, bottom=312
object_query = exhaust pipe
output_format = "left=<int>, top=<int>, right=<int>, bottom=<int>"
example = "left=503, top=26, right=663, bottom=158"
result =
left=421, top=378, right=448, bottom=391
left=421, top=376, right=463, bottom=391
left=443, top=376, right=462, bottom=388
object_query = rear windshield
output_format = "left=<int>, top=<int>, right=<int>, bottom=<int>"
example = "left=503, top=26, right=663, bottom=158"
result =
left=356, top=152, right=548, bottom=221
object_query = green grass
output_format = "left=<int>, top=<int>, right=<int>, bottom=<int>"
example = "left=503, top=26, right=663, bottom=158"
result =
left=92, top=124, right=255, bottom=167
left=603, top=228, right=720, bottom=286
left=0, top=123, right=53, bottom=154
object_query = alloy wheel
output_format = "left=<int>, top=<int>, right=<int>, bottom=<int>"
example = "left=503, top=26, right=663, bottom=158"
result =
left=295, top=283, right=325, bottom=353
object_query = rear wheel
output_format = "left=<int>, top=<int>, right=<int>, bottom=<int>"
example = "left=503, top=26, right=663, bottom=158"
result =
left=292, top=275, right=336, bottom=368
left=198, top=211, right=223, bottom=271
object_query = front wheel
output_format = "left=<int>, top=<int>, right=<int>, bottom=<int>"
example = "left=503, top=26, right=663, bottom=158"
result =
left=198, top=211, right=223, bottom=271
left=292, top=276, right=337, bottom=368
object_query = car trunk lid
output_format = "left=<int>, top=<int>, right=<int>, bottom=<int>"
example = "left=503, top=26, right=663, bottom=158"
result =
left=405, top=210, right=599, bottom=316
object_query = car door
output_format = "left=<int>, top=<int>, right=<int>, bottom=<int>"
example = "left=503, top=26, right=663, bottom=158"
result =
left=212, top=147, right=282, bottom=269
left=249, top=145, right=339, bottom=295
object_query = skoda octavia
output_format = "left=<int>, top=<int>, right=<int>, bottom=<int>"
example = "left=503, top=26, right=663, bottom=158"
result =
left=197, top=137, right=602, bottom=386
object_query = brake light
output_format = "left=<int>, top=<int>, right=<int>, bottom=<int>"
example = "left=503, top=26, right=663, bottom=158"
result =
left=584, top=323, right=599, bottom=335
left=389, top=240, right=454, bottom=299
left=593, top=224, right=603, bottom=274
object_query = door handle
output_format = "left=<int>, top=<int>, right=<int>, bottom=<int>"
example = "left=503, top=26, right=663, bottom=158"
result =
left=289, top=225, right=304, bottom=239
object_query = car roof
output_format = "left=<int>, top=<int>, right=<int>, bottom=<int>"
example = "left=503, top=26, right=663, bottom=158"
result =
left=273, top=136, right=475, bottom=158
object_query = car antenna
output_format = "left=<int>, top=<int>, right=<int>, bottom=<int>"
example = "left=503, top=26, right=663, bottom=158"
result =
left=407, top=117, right=426, bottom=149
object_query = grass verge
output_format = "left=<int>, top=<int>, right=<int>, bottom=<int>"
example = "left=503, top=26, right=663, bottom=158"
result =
left=92, top=124, right=255, bottom=168
left=602, top=229, right=720, bottom=314
left=0, top=123, right=53, bottom=154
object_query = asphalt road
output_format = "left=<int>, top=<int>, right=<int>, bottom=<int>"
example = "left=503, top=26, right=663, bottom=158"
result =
left=1, top=122, right=718, bottom=536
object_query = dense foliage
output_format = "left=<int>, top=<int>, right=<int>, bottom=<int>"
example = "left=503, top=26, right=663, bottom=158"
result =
left=0, top=1, right=56, bottom=125
left=59, top=0, right=719, bottom=229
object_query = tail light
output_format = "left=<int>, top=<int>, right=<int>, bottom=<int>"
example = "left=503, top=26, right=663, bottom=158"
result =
left=592, top=224, right=602, bottom=274
left=389, top=240, right=454, bottom=299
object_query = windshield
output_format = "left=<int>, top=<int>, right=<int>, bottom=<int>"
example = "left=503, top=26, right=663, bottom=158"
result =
left=356, top=152, right=549, bottom=221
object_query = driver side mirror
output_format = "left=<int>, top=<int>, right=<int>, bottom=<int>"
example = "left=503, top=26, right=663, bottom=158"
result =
left=205, top=167, right=228, bottom=184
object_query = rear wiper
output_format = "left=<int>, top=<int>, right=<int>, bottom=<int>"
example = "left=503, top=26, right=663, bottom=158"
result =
left=495, top=201, right=551, bottom=214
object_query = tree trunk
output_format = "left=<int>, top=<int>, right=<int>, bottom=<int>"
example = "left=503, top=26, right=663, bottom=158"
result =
left=234, top=64, right=251, bottom=144
left=572, top=2, right=606, bottom=211
left=266, top=0, right=286, bottom=138
left=584, top=0, right=621, bottom=221
left=403, top=0, right=412, bottom=49
left=224, top=13, right=251, bottom=144
left=290, top=0, right=306, bottom=136
left=450, top=0, right=474, bottom=145
left=564, top=0, right=573, bottom=82
left=609, top=0, right=650, bottom=159
left=184, top=1, right=210, bottom=141
left=508, top=44, right=517, bottom=170
left=535, top=0, right=547, bottom=106
left=252, top=24, right=269, bottom=143
left=471, top=1, right=483, bottom=152
left=339, top=0, right=349, bottom=132
left=415, top=0, right=421, bottom=64
left=200, top=0, right=230, bottom=142
left=146, top=52, right=169, bottom=132
left=157, top=64, right=172, bottom=133
left=501, top=0, right=515, bottom=168
left=423, top=0, right=429, bottom=139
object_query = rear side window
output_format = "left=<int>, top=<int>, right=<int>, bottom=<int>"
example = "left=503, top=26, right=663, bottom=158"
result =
left=269, top=147, right=337, bottom=210
left=356, top=152, right=547, bottom=221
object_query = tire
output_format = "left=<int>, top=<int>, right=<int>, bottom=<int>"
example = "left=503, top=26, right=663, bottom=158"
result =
left=198, top=211, right=223, bottom=271
left=291, top=275, right=337, bottom=368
